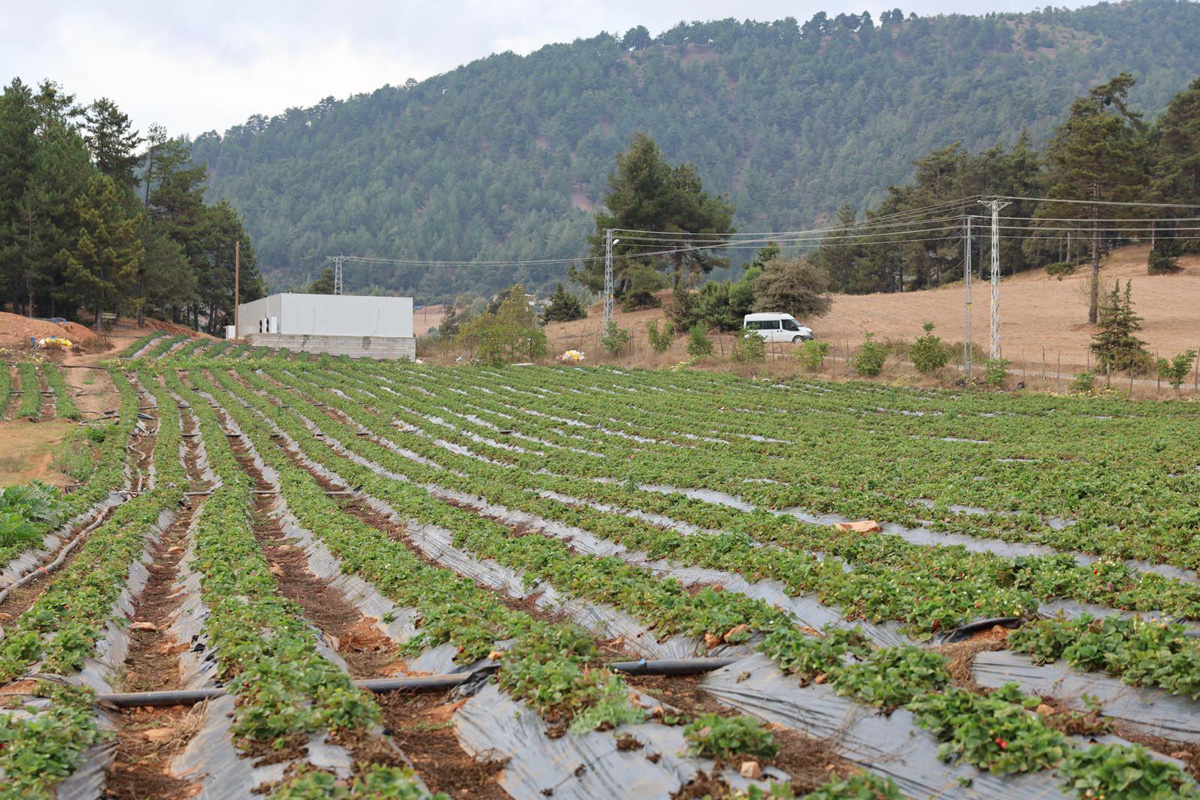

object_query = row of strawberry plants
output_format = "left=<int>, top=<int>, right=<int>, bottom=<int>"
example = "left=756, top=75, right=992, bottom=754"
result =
left=135, top=333, right=188, bottom=361
left=0, top=373, right=183, bottom=798
left=0, top=370, right=138, bottom=572
left=413, top=364, right=1200, bottom=569
left=42, top=362, right=79, bottom=420
left=386, top=362, right=1200, bottom=588
left=209, top=366, right=1200, bottom=799
left=187, top=367, right=658, bottom=734
left=280, top=361, right=1200, bottom=629
left=118, top=330, right=166, bottom=358
left=16, top=362, right=41, bottom=419
left=1009, top=614, right=1200, bottom=699
left=162, top=371, right=431, bottom=796
left=270, top=362, right=1200, bottom=707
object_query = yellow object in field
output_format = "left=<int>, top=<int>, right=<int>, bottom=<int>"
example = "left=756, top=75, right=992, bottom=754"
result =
left=38, top=337, right=72, bottom=349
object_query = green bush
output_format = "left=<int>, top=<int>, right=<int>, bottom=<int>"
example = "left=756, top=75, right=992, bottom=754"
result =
left=684, top=714, right=778, bottom=760
left=1045, top=261, right=1078, bottom=279
left=984, top=358, right=1011, bottom=388
left=686, top=325, right=713, bottom=358
left=1157, top=350, right=1196, bottom=391
left=796, top=339, right=829, bottom=372
left=646, top=320, right=674, bottom=354
left=852, top=333, right=887, bottom=377
left=600, top=321, right=631, bottom=356
left=732, top=328, right=766, bottom=363
left=910, top=322, right=950, bottom=374
left=1071, top=372, right=1096, bottom=392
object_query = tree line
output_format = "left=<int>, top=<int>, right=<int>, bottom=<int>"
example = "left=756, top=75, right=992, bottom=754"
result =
left=190, top=1, right=1200, bottom=301
left=0, top=79, right=264, bottom=332
left=805, top=73, right=1200, bottom=323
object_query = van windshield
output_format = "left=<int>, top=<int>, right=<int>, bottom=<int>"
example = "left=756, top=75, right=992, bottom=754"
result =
left=780, top=319, right=800, bottom=331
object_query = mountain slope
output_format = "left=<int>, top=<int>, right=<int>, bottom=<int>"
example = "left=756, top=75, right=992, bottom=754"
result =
left=191, top=1, right=1200, bottom=300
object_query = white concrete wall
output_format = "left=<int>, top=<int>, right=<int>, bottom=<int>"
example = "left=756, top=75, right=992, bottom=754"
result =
left=237, top=293, right=412, bottom=338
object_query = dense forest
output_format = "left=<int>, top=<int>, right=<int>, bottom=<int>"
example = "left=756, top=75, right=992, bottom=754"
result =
left=0, top=81, right=262, bottom=332
left=191, top=1, right=1200, bottom=300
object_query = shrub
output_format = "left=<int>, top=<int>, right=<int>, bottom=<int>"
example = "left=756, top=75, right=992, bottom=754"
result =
left=646, top=320, right=674, bottom=354
left=455, top=286, right=548, bottom=365
left=684, top=714, right=778, bottom=760
left=910, top=322, right=950, bottom=374
left=796, top=339, right=829, bottom=372
left=600, top=321, right=631, bottom=356
left=753, top=256, right=833, bottom=319
left=984, top=358, right=1011, bottom=388
left=620, top=290, right=661, bottom=312
left=732, top=328, right=766, bottom=363
left=1148, top=235, right=1183, bottom=275
left=852, top=333, right=887, bottom=377
left=686, top=325, right=713, bottom=358
left=1072, top=372, right=1096, bottom=392
left=542, top=283, right=586, bottom=323
left=1157, top=350, right=1197, bottom=391
left=1045, top=261, right=1077, bottom=279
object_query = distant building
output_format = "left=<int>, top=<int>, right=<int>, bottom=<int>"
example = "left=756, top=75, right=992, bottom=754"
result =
left=236, top=292, right=415, bottom=359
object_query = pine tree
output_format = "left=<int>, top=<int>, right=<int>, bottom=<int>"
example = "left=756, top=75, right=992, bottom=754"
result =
left=309, top=266, right=336, bottom=294
left=573, top=133, right=735, bottom=295
left=1150, top=77, right=1200, bottom=254
left=85, top=98, right=142, bottom=190
left=1040, top=74, right=1149, bottom=323
left=1090, top=281, right=1148, bottom=373
left=59, top=173, right=144, bottom=326
left=542, top=282, right=585, bottom=322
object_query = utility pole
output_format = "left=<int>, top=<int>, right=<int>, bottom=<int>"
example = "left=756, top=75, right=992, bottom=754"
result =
left=963, top=215, right=973, bottom=378
left=234, top=241, right=241, bottom=339
left=328, top=253, right=348, bottom=296
left=603, top=229, right=614, bottom=326
left=979, top=199, right=1010, bottom=360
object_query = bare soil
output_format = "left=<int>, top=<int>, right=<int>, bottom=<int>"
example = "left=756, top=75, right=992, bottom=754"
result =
left=0, top=418, right=76, bottom=487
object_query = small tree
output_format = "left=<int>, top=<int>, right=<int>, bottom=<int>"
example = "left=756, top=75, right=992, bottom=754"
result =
left=1091, top=281, right=1149, bottom=373
left=542, top=283, right=587, bottom=322
left=732, top=328, right=766, bottom=363
left=308, top=266, right=335, bottom=294
left=796, top=339, right=829, bottom=372
left=686, top=325, right=713, bottom=358
left=646, top=319, right=674, bottom=353
left=1157, top=350, right=1197, bottom=391
left=456, top=286, right=547, bottom=365
left=910, top=322, right=950, bottom=374
left=601, top=320, right=631, bottom=356
left=983, top=358, right=1011, bottom=388
left=753, top=256, right=833, bottom=319
left=852, top=333, right=887, bottom=377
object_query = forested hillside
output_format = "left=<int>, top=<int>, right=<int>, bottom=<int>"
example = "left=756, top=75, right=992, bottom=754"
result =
left=192, top=1, right=1200, bottom=300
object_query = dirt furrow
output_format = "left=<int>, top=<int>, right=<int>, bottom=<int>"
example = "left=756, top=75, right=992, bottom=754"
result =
left=105, top=401, right=211, bottom=800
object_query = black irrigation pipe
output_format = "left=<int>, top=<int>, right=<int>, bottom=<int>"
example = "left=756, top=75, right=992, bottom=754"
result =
left=92, top=658, right=741, bottom=708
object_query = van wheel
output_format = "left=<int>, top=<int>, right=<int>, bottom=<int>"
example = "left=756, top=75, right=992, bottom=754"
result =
left=792, top=335, right=803, bottom=343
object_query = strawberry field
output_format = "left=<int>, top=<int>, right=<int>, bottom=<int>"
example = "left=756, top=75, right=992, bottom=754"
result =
left=2, top=332, right=1200, bottom=799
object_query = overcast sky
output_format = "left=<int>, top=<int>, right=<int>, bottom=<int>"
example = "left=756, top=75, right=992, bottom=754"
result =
left=5, top=0, right=1093, bottom=138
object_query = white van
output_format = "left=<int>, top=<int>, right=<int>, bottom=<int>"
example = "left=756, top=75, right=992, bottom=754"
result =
left=743, top=312, right=814, bottom=343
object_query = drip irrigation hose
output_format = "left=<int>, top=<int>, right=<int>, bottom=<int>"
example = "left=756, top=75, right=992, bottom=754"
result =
left=89, top=657, right=743, bottom=707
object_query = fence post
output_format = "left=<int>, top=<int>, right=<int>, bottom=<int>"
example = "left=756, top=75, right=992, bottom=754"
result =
left=1156, top=352, right=1160, bottom=394
left=1057, top=352, right=1061, bottom=385
left=1194, top=346, right=1199, bottom=394
left=1106, top=361, right=1111, bottom=387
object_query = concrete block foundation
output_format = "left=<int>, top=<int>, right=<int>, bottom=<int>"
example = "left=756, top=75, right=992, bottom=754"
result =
left=246, top=333, right=415, bottom=360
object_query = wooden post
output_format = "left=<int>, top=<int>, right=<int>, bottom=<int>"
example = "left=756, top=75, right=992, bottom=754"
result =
left=1194, top=346, right=1199, bottom=393
left=1057, top=351, right=1061, bottom=385
left=1041, top=347, right=1047, bottom=383
left=1156, top=352, right=1161, bottom=394
left=234, top=241, right=240, bottom=339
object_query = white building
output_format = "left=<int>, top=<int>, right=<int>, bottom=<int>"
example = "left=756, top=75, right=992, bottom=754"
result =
left=236, top=292, right=415, bottom=359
